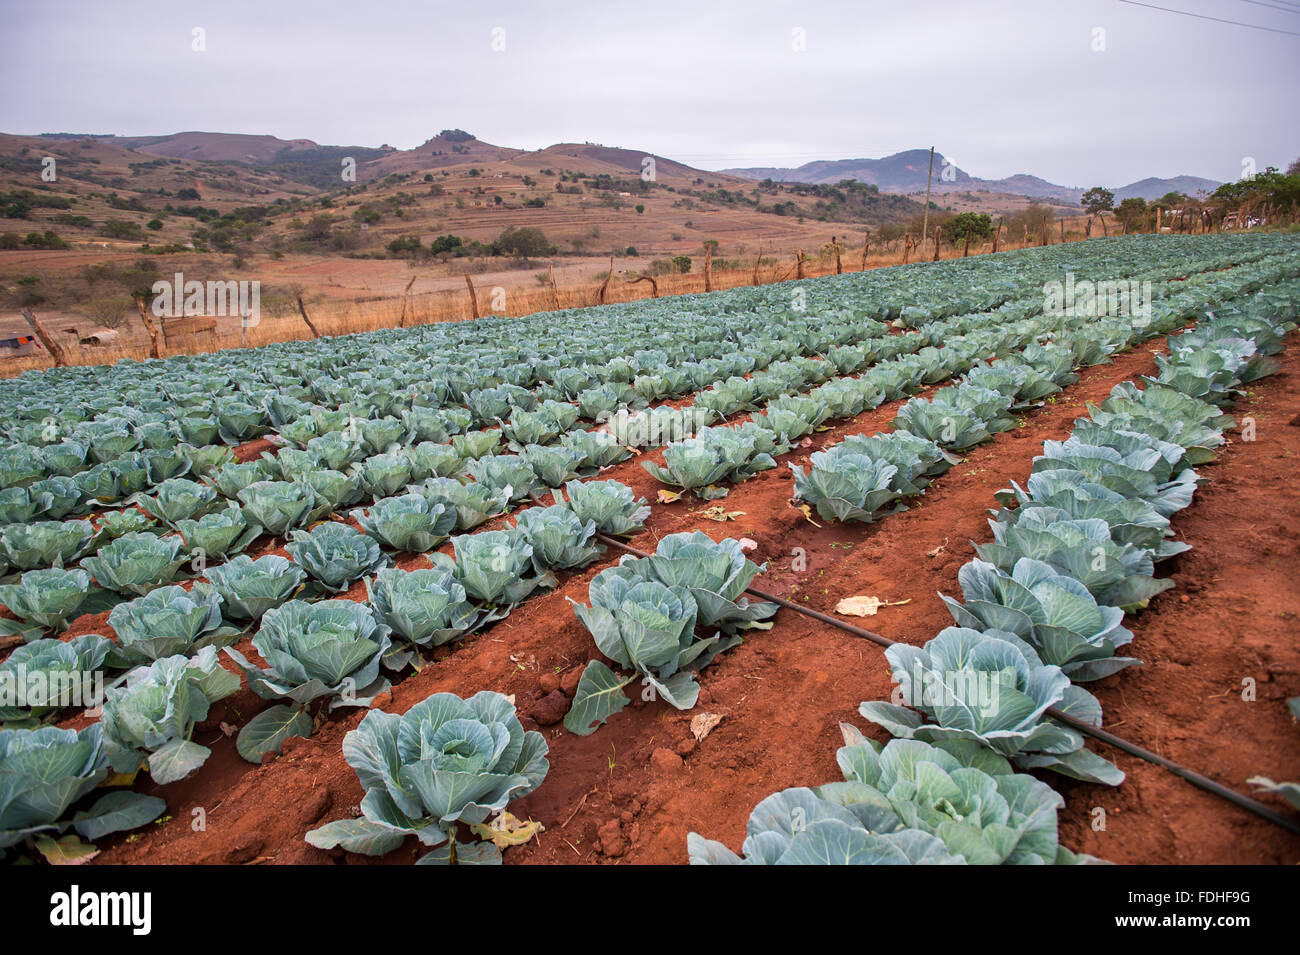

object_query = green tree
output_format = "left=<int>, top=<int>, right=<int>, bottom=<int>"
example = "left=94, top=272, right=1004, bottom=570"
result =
left=1081, top=187, right=1115, bottom=216
left=671, top=255, right=692, bottom=273
left=943, top=212, right=994, bottom=243
left=493, top=226, right=554, bottom=257
left=1115, top=197, right=1149, bottom=231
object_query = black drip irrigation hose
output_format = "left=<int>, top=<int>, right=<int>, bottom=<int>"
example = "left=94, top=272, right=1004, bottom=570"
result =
left=593, top=532, right=1300, bottom=838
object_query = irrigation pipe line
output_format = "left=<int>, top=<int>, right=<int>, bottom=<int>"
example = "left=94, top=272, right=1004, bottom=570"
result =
left=593, top=533, right=1300, bottom=837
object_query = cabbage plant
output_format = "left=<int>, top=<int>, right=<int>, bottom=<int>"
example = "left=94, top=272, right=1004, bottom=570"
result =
left=975, top=513, right=1171, bottom=610
left=286, top=522, right=387, bottom=594
left=135, top=477, right=219, bottom=526
left=0, top=634, right=117, bottom=725
left=416, top=477, right=511, bottom=530
left=623, top=532, right=777, bottom=634
left=305, top=690, right=548, bottom=864
left=0, top=724, right=165, bottom=858
left=201, top=554, right=306, bottom=623
left=0, top=485, right=51, bottom=524
left=354, top=451, right=414, bottom=499
left=205, top=460, right=273, bottom=499
left=299, top=468, right=364, bottom=520
left=429, top=530, right=554, bottom=609
left=365, top=566, right=482, bottom=669
left=560, top=479, right=649, bottom=536
left=565, top=560, right=747, bottom=733
left=465, top=454, right=539, bottom=502
left=560, top=429, right=630, bottom=474
left=519, top=443, right=585, bottom=489
left=645, top=425, right=777, bottom=500
left=993, top=471, right=1189, bottom=561
left=95, top=508, right=157, bottom=541
left=79, top=532, right=190, bottom=596
left=405, top=442, right=462, bottom=481
left=941, top=559, right=1139, bottom=681
left=688, top=733, right=1092, bottom=865
left=107, top=584, right=240, bottom=664
left=101, top=646, right=240, bottom=784
left=351, top=493, right=457, bottom=553
left=2, top=519, right=95, bottom=571
left=224, top=599, right=392, bottom=762
left=0, top=568, right=112, bottom=641
left=236, top=480, right=316, bottom=537
left=175, top=504, right=262, bottom=561
left=791, top=452, right=904, bottom=523
left=513, top=506, right=602, bottom=571
left=859, top=627, right=1123, bottom=785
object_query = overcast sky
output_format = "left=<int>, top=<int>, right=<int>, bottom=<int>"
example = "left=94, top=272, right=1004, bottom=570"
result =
left=1, top=0, right=1296, bottom=187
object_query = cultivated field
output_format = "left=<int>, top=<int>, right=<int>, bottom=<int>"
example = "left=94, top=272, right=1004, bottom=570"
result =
left=1, top=232, right=1297, bottom=865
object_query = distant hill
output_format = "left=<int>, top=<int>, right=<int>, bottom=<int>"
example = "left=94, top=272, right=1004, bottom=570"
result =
left=79, top=131, right=333, bottom=164
left=722, top=149, right=1221, bottom=205
left=1113, top=176, right=1221, bottom=202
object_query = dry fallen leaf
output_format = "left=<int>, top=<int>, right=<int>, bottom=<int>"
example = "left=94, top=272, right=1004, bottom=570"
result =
left=796, top=503, right=822, bottom=527
left=470, top=811, right=545, bottom=849
left=691, top=712, right=724, bottom=742
left=924, top=544, right=945, bottom=558
left=657, top=489, right=684, bottom=504
left=835, top=595, right=912, bottom=617
left=220, top=721, right=238, bottom=737
left=738, top=537, right=758, bottom=552
left=695, top=505, right=744, bottom=522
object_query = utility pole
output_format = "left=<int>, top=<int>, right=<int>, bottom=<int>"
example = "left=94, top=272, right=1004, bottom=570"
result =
left=920, top=146, right=935, bottom=256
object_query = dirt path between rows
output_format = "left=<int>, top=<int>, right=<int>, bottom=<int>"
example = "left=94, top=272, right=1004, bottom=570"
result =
left=94, top=329, right=1300, bottom=865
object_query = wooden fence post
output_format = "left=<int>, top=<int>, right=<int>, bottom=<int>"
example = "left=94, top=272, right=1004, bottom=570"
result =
left=19, top=307, right=68, bottom=366
left=832, top=235, right=842, bottom=274
left=703, top=243, right=713, bottom=292
left=932, top=226, right=941, bottom=262
left=962, top=230, right=971, bottom=257
left=547, top=265, right=561, bottom=310
left=598, top=255, right=614, bottom=304
left=992, top=217, right=1002, bottom=253
left=296, top=295, right=322, bottom=338
left=134, top=297, right=163, bottom=359
left=796, top=250, right=805, bottom=279
left=1059, top=219, right=1065, bottom=244
left=398, top=276, right=416, bottom=327
left=860, top=231, right=870, bottom=270
left=465, top=275, right=480, bottom=319
left=902, top=234, right=912, bottom=265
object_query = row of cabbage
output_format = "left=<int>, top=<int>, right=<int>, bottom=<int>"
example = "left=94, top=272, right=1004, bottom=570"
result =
left=644, top=244, right=1298, bottom=502
left=685, top=270, right=1300, bottom=865
left=789, top=250, right=1300, bottom=523
left=0, top=237, right=1285, bottom=553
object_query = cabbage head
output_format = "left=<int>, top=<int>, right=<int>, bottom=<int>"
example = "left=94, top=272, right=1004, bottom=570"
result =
left=304, top=690, right=548, bottom=864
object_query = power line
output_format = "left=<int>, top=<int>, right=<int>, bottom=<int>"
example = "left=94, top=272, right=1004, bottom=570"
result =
left=1118, top=0, right=1300, bottom=36
left=1237, top=0, right=1300, bottom=15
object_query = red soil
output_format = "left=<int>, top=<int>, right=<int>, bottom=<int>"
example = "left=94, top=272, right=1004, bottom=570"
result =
left=69, top=330, right=1300, bottom=864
